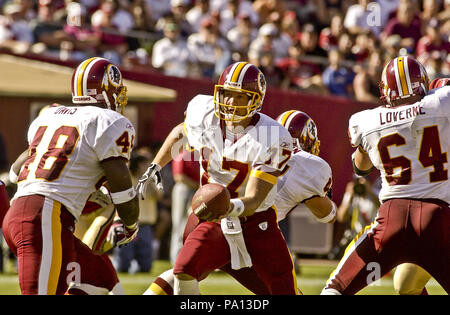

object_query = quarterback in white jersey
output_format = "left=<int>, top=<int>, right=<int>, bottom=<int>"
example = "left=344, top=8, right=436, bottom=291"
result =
left=3, top=57, right=139, bottom=295
left=144, top=109, right=337, bottom=295
left=137, top=62, right=299, bottom=295
left=322, top=56, right=450, bottom=295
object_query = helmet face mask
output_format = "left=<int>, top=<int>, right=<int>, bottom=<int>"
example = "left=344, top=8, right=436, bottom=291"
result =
left=379, top=56, right=429, bottom=107
left=71, top=57, right=128, bottom=114
left=276, top=110, right=320, bottom=156
left=214, top=62, right=266, bottom=122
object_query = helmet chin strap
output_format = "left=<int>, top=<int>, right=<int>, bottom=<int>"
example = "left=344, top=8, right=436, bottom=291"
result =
left=102, top=91, right=113, bottom=111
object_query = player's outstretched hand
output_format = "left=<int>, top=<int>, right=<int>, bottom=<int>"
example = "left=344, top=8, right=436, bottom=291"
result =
left=136, top=163, right=163, bottom=199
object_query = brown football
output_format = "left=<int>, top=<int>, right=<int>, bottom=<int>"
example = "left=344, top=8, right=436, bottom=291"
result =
left=191, top=183, right=231, bottom=221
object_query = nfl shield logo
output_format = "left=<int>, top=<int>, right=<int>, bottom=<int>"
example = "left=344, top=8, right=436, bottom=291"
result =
left=258, top=222, right=268, bottom=231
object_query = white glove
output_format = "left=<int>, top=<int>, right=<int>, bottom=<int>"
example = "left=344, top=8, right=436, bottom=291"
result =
left=106, top=220, right=139, bottom=248
left=136, top=163, right=163, bottom=200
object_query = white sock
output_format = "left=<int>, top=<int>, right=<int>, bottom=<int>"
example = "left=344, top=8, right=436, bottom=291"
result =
left=174, top=277, right=200, bottom=295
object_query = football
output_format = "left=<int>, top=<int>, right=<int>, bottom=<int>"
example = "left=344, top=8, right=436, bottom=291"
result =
left=191, top=183, right=231, bottom=221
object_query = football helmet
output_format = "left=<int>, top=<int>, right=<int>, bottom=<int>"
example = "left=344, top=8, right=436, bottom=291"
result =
left=379, top=56, right=429, bottom=107
left=214, top=62, right=266, bottom=122
left=429, top=77, right=450, bottom=90
left=71, top=57, right=128, bottom=114
left=276, top=110, right=320, bottom=155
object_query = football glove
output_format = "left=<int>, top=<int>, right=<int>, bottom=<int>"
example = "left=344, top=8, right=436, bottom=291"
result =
left=136, top=163, right=163, bottom=200
left=106, top=220, right=138, bottom=248
left=87, top=186, right=112, bottom=208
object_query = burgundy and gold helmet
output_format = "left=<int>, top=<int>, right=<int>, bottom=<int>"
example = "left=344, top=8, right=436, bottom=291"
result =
left=379, top=56, right=429, bottom=107
left=71, top=57, right=128, bottom=114
left=276, top=110, right=320, bottom=155
left=214, top=61, right=266, bottom=122
left=429, top=77, right=450, bottom=90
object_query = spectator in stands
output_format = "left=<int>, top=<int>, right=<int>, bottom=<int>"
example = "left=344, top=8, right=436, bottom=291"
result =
left=322, top=48, right=355, bottom=98
left=319, top=13, right=344, bottom=52
left=280, top=10, right=300, bottom=41
left=91, top=0, right=130, bottom=64
left=226, top=13, right=257, bottom=63
left=186, top=0, right=211, bottom=34
left=59, top=1, right=100, bottom=61
left=248, top=22, right=278, bottom=67
left=29, top=0, right=66, bottom=54
left=169, top=150, right=200, bottom=265
left=416, top=18, right=450, bottom=62
left=336, top=32, right=357, bottom=62
left=151, top=21, right=195, bottom=77
left=258, top=50, right=284, bottom=87
left=252, top=0, right=285, bottom=26
left=421, top=0, right=441, bottom=31
left=314, top=0, right=353, bottom=28
left=276, top=36, right=325, bottom=93
left=353, top=49, right=383, bottom=104
left=0, top=2, right=34, bottom=54
left=381, top=0, right=422, bottom=54
left=298, top=23, right=328, bottom=65
left=187, top=16, right=230, bottom=78
left=143, top=0, right=172, bottom=28
left=166, top=0, right=192, bottom=38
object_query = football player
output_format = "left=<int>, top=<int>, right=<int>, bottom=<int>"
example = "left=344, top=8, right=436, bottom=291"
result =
left=144, top=110, right=337, bottom=295
left=138, top=61, right=299, bottom=295
left=2, top=57, right=139, bottom=295
left=321, top=56, right=450, bottom=295
left=392, top=76, right=450, bottom=295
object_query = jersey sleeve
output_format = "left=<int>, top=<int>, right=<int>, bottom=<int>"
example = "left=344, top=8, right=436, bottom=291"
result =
left=91, top=114, right=136, bottom=162
left=304, top=161, right=333, bottom=199
left=348, top=112, right=363, bottom=148
left=252, top=125, right=293, bottom=182
left=183, top=95, right=215, bottom=150
left=435, top=86, right=450, bottom=118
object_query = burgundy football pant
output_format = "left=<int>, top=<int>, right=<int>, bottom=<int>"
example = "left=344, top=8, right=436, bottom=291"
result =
left=2, top=195, right=119, bottom=295
left=175, top=208, right=298, bottom=295
left=323, top=198, right=450, bottom=294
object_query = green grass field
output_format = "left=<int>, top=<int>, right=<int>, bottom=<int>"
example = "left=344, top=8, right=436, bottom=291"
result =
left=0, top=260, right=445, bottom=295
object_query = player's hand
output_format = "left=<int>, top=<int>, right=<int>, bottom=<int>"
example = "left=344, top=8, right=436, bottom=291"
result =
left=136, top=163, right=163, bottom=200
left=106, top=220, right=139, bottom=248
left=87, top=186, right=112, bottom=208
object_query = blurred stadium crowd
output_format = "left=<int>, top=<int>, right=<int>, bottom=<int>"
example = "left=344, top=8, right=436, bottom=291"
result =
left=0, top=0, right=449, bottom=101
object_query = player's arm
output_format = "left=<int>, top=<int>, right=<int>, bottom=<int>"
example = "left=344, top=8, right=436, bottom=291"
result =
left=239, top=171, right=279, bottom=217
left=226, top=169, right=281, bottom=218
left=304, top=196, right=337, bottom=224
left=100, top=158, right=139, bottom=227
left=352, top=146, right=374, bottom=176
left=9, top=149, right=29, bottom=183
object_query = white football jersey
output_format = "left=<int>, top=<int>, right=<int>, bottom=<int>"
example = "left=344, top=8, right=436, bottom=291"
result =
left=13, top=105, right=135, bottom=221
left=275, top=150, right=332, bottom=221
left=348, top=86, right=450, bottom=203
left=184, top=95, right=293, bottom=212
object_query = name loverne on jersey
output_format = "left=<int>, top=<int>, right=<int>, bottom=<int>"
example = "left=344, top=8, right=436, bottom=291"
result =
left=379, top=103, right=426, bottom=125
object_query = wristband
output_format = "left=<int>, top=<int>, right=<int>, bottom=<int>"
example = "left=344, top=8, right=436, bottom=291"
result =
left=9, top=165, right=18, bottom=184
left=110, top=187, right=136, bottom=204
left=317, top=202, right=337, bottom=223
left=228, top=199, right=245, bottom=217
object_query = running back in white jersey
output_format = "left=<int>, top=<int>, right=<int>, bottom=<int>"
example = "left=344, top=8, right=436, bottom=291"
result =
left=184, top=95, right=293, bottom=212
left=14, top=105, right=135, bottom=220
left=275, top=150, right=332, bottom=221
left=348, top=86, right=450, bottom=203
